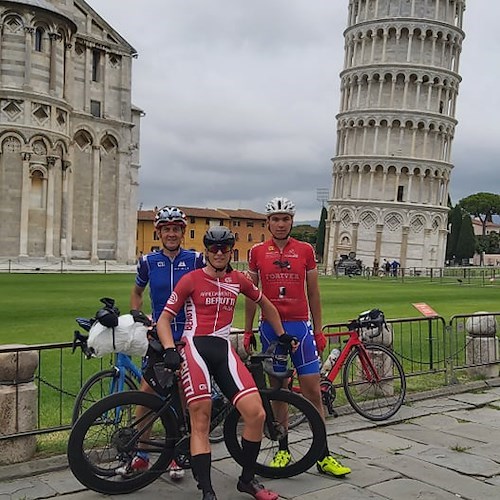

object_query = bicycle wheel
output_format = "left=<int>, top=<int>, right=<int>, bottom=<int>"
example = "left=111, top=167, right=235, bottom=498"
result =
left=288, top=378, right=335, bottom=429
left=72, top=369, right=138, bottom=424
left=209, top=382, right=230, bottom=444
left=223, top=389, right=326, bottom=478
left=343, top=343, right=406, bottom=421
left=67, top=391, right=179, bottom=495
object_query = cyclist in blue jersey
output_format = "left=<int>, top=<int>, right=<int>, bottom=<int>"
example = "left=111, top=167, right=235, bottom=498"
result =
left=129, top=206, right=204, bottom=479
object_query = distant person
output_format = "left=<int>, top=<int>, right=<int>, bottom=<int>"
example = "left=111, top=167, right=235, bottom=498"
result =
left=383, top=259, right=390, bottom=275
left=244, top=196, right=351, bottom=477
left=391, top=260, right=400, bottom=277
left=129, top=206, right=204, bottom=480
left=372, top=258, right=379, bottom=276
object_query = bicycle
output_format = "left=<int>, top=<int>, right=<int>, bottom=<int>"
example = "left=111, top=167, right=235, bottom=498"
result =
left=67, top=341, right=326, bottom=495
left=71, top=300, right=227, bottom=444
left=288, top=309, right=406, bottom=423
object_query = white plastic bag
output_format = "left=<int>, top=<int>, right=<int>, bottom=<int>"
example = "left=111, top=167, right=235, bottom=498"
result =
left=88, top=314, right=149, bottom=357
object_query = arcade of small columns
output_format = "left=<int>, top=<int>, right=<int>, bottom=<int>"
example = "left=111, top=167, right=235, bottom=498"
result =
left=332, top=160, right=450, bottom=207
left=347, top=0, right=465, bottom=27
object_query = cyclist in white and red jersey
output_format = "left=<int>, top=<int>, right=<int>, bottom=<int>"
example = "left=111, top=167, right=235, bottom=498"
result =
left=157, top=226, right=296, bottom=500
left=244, top=197, right=351, bottom=478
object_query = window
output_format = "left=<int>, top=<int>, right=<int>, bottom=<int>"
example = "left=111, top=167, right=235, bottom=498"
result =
left=190, top=217, right=195, bottom=223
left=34, top=28, right=43, bottom=52
left=235, top=232, right=239, bottom=241
left=90, top=100, right=101, bottom=117
left=153, top=231, right=159, bottom=241
left=190, top=229, right=195, bottom=239
left=92, top=49, right=101, bottom=82
left=233, top=220, right=240, bottom=227
left=248, top=234, right=253, bottom=242
left=261, top=234, right=265, bottom=242
left=397, top=185, right=404, bottom=202
left=247, top=221, right=254, bottom=227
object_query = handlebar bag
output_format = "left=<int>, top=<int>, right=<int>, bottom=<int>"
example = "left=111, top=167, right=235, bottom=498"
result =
left=88, top=314, right=149, bottom=357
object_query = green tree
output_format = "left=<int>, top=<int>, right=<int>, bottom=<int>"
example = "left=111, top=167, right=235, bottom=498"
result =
left=455, top=213, right=475, bottom=263
left=445, top=205, right=463, bottom=263
left=291, top=224, right=316, bottom=244
left=459, top=192, right=500, bottom=236
left=315, top=206, right=327, bottom=262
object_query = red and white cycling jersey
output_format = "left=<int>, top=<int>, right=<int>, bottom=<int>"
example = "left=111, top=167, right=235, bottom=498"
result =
left=248, top=237, right=317, bottom=321
left=164, top=268, right=262, bottom=338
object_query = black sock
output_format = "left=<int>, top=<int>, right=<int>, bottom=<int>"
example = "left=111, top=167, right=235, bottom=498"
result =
left=278, top=435, right=289, bottom=451
left=239, top=438, right=261, bottom=484
left=320, top=444, right=330, bottom=460
left=191, top=453, right=213, bottom=494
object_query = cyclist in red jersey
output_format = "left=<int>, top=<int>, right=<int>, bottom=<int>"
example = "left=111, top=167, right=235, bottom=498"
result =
left=244, top=197, right=351, bottom=478
left=156, top=226, right=296, bottom=500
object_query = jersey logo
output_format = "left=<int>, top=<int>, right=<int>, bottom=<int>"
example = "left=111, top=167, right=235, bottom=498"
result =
left=178, top=261, right=187, bottom=268
left=167, top=292, right=178, bottom=305
left=157, top=261, right=165, bottom=267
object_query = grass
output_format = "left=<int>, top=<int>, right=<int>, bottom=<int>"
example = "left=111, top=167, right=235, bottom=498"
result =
left=1, top=273, right=499, bottom=345
left=1, top=272, right=498, bottom=457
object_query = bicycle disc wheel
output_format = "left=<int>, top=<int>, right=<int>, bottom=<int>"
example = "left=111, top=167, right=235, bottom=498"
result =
left=72, top=369, right=138, bottom=424
left=343, top=343, right=406, bottom=421
left=223, top=389, right=326, bottom=478
left=67, top=391, right=178, bottom=495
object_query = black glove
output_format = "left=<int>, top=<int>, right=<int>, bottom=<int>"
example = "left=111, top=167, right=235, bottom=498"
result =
left=163, top=347, right=182, bottom=370
left=130, top=309, right=152, bottom=326
left=278, top=333, right=298, bottom=347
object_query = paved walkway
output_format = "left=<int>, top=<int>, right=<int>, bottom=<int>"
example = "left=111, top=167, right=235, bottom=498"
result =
left=1, top=380, right=500, bottom=500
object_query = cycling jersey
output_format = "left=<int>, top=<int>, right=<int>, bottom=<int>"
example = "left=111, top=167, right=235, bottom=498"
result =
left=248, top=237, right=317, bottom=321
left=135, top=249, right=204, bottom=337
left=164, top=268, right=262, bottom=338
left=164, top=268, right=263, bottom=405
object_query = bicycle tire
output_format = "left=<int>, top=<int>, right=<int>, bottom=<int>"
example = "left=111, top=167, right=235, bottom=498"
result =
left=343, top=343, right=406, bottom=421
left=223, top=389, right=325, bottom=478
left=67, top=391, right=178, bottom=495
left=288, top=378, right=333, bottom=429
left=72, top=369, right=138, bottom=424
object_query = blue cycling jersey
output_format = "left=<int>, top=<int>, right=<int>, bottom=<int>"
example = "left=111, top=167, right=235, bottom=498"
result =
left=135, top=248, right=204, bottom=338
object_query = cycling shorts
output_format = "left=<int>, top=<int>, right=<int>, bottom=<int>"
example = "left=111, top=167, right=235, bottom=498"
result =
left=179, top=336, right=258, bottom=407
left=260, top=320, right=320, bottom=376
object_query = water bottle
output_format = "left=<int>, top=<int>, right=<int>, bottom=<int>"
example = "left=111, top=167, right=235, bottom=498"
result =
left=321, top=348, right=340, bottom=374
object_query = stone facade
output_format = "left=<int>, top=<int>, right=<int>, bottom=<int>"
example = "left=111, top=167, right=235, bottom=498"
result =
left=0, top=0, right=142, bottom=264
left=325, top=0, right=466, bottom=272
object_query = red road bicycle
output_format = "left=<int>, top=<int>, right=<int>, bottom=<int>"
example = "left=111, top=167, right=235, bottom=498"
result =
left=288, top=309, right=406, bottom=422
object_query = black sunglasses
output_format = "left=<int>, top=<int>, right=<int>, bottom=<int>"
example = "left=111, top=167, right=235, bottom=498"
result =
left=206, top=244, right=232, bottom=254
left=273, top=260, right=291, bottom=269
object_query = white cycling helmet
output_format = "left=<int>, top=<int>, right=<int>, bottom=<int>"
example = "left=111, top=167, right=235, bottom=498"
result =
left=265, top=197, right=296, bottom=216
left=154, top=206, right=187, bottom=228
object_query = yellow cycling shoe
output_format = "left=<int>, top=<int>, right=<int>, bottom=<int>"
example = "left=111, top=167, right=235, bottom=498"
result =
left=269, top=450, right=291, bottom=467
left=316, top=455, right=351, bottom=476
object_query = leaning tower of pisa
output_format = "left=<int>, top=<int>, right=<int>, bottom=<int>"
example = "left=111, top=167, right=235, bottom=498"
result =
left=325, top=0, right=466, bottom=273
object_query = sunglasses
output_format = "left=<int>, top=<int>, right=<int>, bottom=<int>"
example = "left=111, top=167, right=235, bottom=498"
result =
left=273, top=260, right=291, bottom=269
left=206, top=244, right=232, bottom=254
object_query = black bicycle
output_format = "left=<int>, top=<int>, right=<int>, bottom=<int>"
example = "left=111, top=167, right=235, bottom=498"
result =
left=67, top=343, right=326, bottom=495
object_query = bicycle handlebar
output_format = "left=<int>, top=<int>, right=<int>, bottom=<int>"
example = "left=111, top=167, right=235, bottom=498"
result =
left=347, top=308, right=386, bottom=337
left=250, top=342, right=294, bottom=379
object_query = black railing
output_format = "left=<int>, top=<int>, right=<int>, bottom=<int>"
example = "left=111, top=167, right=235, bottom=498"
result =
left=1, top=312, right=499, bottom=441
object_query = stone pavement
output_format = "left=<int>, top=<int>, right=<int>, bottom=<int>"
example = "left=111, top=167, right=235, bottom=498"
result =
left=1, top=380, right=500, bottom=500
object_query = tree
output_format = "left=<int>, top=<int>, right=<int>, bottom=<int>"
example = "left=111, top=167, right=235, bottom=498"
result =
left=315, top=206, right=327, bottom=262
left=290, top=224, right=316, bottom=244
left=445, top=205, right=462, bottom=262
left=455, top=213, right=475, bottom=263
left=459, top=192, right=500, bottom=237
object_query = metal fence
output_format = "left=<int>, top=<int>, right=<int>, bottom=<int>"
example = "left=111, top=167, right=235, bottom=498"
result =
left=1, top=312, right=499, bottom=441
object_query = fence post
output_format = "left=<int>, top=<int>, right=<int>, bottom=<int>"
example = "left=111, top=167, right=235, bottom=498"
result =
left=465, top=313, right=498, bottom=378
left=0, top=345, right=39, bottom=464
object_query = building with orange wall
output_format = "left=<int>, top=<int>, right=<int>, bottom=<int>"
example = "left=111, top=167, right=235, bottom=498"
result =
left=136, top=206, right=268, bottom=262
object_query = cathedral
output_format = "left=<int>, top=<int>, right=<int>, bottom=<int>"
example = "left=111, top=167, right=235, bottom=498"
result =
left=0, top=0, right=141, bottom=264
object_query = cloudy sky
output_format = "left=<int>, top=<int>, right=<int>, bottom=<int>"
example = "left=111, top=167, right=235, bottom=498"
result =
left=86, top=0, right=498, bottom=221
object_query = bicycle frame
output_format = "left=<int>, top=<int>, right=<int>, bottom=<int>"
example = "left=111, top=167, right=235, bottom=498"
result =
left=322, top=330, right=381, bottom=384
left=111, top=353, right=142, bottom=390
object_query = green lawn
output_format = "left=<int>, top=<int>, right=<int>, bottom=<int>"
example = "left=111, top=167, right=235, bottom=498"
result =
left=0, top=272, right=498, bottom=458
left=0, top=273, right=499, bottom=345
